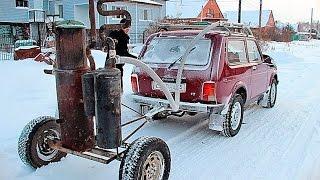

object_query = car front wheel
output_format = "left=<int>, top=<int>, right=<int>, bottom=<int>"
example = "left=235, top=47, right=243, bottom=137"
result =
left=263, top=79, right=277, bottom=108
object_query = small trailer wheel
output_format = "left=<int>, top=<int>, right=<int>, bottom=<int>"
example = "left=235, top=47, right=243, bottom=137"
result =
left=119, top=137, right=171, bottom=180
left=18, top=116, right=67, bottom=168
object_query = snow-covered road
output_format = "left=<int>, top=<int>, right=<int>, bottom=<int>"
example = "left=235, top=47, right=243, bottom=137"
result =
left=1, top=40, right=320, bottom=180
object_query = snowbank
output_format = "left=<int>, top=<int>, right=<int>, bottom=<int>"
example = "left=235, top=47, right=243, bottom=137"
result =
left=1, top=40, right=320, bottom=180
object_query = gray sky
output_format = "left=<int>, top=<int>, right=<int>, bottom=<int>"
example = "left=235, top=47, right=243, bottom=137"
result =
left=167, top=0, right=320, bottom=23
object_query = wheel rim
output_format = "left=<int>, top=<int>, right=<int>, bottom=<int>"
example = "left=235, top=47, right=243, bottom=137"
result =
left=231, top=102, right=242, bottom=130
left=142, top=151, right=165, bottom=180
left=270, top=82, right=277, bottom=105
left=36, top=129, right=60, bottom=161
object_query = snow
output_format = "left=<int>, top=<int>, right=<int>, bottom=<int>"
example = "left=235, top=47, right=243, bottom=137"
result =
left=1, top=40, right=320, bottom=179
left=15, top=45, right=39, bottom=51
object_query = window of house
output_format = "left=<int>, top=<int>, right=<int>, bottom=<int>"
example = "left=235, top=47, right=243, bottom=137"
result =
left=111, top=6, right=127, bottom=19
left=227, top=40, right=248, bottom=65
left=247, top=40, right=262, bottom=62
left=48, top=0, right=55, bottom=15
left=207, top=9, right=214, bottom=18
left=16, top=0, right=28, bottom=8
left=58, top=5, right=63, bottom=18
left=140, top=9, right=151, bottom=21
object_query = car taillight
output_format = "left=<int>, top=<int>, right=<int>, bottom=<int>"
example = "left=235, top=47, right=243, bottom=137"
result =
left=202, top=81, right=216, bottom=102
left=131, top=74, right=139, bottom=93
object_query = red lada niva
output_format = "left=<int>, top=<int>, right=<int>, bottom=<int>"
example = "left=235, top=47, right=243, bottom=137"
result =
left=131, top=25, right=278, bottom=137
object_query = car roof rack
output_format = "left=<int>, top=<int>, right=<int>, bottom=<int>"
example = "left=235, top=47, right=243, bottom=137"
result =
left=158, top=21, right=254, bottom=38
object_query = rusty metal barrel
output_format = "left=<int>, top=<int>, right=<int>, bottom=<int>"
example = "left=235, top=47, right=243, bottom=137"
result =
left=55, top=20, right=95, bottom=152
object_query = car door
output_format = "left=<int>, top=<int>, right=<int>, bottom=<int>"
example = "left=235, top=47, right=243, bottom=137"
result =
left=247, top=40, right=269, bottom=99
left=217, top=38, right=252, bottom=104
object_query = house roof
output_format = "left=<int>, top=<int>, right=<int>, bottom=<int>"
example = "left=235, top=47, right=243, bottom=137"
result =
left=130, top=0, right=163, bottom=6
left=223, top=10, right=272, bottom=28
left=197, top=0, right=224, bottom=20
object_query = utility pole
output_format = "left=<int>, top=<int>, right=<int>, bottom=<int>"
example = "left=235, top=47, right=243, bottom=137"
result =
left=238, top=0, right=242, bottom=23
left=310, top=8, right=313, bottom=39
left=259, top=0, right=262, bottom=39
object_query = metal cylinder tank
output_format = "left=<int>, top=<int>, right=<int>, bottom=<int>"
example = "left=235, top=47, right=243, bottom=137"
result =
left=95, top=68, right=122, bottom=149
left=55, top=20, right=95, bottom=152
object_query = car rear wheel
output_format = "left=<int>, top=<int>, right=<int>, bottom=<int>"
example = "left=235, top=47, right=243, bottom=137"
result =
left=221, top=94, right=244, bottom=137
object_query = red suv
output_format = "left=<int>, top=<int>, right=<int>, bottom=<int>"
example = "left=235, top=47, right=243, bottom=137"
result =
left=131, top=23, right=278, bottom=137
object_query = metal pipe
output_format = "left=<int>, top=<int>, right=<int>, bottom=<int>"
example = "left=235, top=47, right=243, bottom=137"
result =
left=121, top=103, right=142, bottom=116
left=86, top=47, right=96, bottom=70
left=122, top=121, right=147, bottom=142
left=88, top=0, right=97, bottom=43
left=119, top=57, right=178, bottom=111
left=97, top=0, right=131, bottom=21
left=121, top=116, right=146, bottom=127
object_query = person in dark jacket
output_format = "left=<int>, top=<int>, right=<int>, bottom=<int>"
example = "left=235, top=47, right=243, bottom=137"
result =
left=109, top=18, right=137, bottom=90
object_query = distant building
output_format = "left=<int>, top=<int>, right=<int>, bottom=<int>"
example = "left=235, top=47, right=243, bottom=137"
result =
left=223, top=10, right=275, bottom=28
left=65, top=0, right=167, bottom=43
left=0, top=0, right=62, bottom=39
left=163, top=0, right=225, bottom=24
left=197, top=0, right=224, bottom=21
left=224, top=10, right=276, bottom=40
left=0, top=0, right=166, bottom=43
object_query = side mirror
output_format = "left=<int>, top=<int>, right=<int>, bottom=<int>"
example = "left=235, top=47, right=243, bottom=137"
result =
left=263, top=54, right=272, bottom=64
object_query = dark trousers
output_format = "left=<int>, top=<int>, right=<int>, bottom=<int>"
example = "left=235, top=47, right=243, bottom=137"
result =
left=116, top=63, right=124, bottom=91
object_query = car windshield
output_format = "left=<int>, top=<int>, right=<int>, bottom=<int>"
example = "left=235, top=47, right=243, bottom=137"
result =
left=141, top=37, right=211, bottom=66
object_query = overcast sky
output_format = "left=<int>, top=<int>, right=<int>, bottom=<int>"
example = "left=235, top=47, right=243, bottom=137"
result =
left=167, top=0, right=320, bottom=23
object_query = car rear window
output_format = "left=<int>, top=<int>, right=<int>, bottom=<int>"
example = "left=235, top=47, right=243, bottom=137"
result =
left=141, top=37, right=211, bottom=66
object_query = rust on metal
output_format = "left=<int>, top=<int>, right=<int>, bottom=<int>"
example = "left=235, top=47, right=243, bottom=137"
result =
left=85, top=47, right=96, bottom=70
left=48, top=139, right=119, bottom=164
left=55, top=21, right=95, bottom=152
left=88, top=0, right=97, bottom=43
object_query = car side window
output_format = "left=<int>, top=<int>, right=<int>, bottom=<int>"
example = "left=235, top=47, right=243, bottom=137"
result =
left=247, top=40, right=262, bottom=62
left=227, top=40, right=248, bottom=66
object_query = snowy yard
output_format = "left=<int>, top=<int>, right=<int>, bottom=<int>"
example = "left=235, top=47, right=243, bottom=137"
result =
left=1, top=40, right=320, bottom=180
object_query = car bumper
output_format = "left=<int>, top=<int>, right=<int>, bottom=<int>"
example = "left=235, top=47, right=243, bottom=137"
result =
left=131, top=94, right=225, bottom=114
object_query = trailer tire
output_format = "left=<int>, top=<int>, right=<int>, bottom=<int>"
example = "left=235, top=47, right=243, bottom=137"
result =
left=263, top=79, right=277, bottom=108
left=119, top=137, right=171, bottom=180
left=221, top=94, right=244, bottom=137
left=18, top=116, right=67, bottom=169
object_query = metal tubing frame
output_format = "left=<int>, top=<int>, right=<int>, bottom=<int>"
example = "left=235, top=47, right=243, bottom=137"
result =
left=119, top=22, right=232, bottom=113
left=48, top=139, right=123, bottom=164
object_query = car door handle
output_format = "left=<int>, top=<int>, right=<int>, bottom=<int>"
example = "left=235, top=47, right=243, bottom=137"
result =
left=252, top=66, right=257, bottom=70
left=223, top=77, right=236, bottom=83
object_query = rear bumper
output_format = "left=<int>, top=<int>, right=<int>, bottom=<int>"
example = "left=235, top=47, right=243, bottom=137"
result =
left=131, top=94, right=224, bottom=114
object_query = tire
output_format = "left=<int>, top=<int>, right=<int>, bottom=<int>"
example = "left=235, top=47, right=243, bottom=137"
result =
left=263, top=79, right=277, bottom=108
left=119, top=137, right=171, bottom=180
left=221, top=94, right=244, bottom=137
left=18, top=116, right=67, bottom=169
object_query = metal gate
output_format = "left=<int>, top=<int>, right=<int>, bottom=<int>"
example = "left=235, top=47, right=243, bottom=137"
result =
left=0, top=35, right=14, bottom=60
